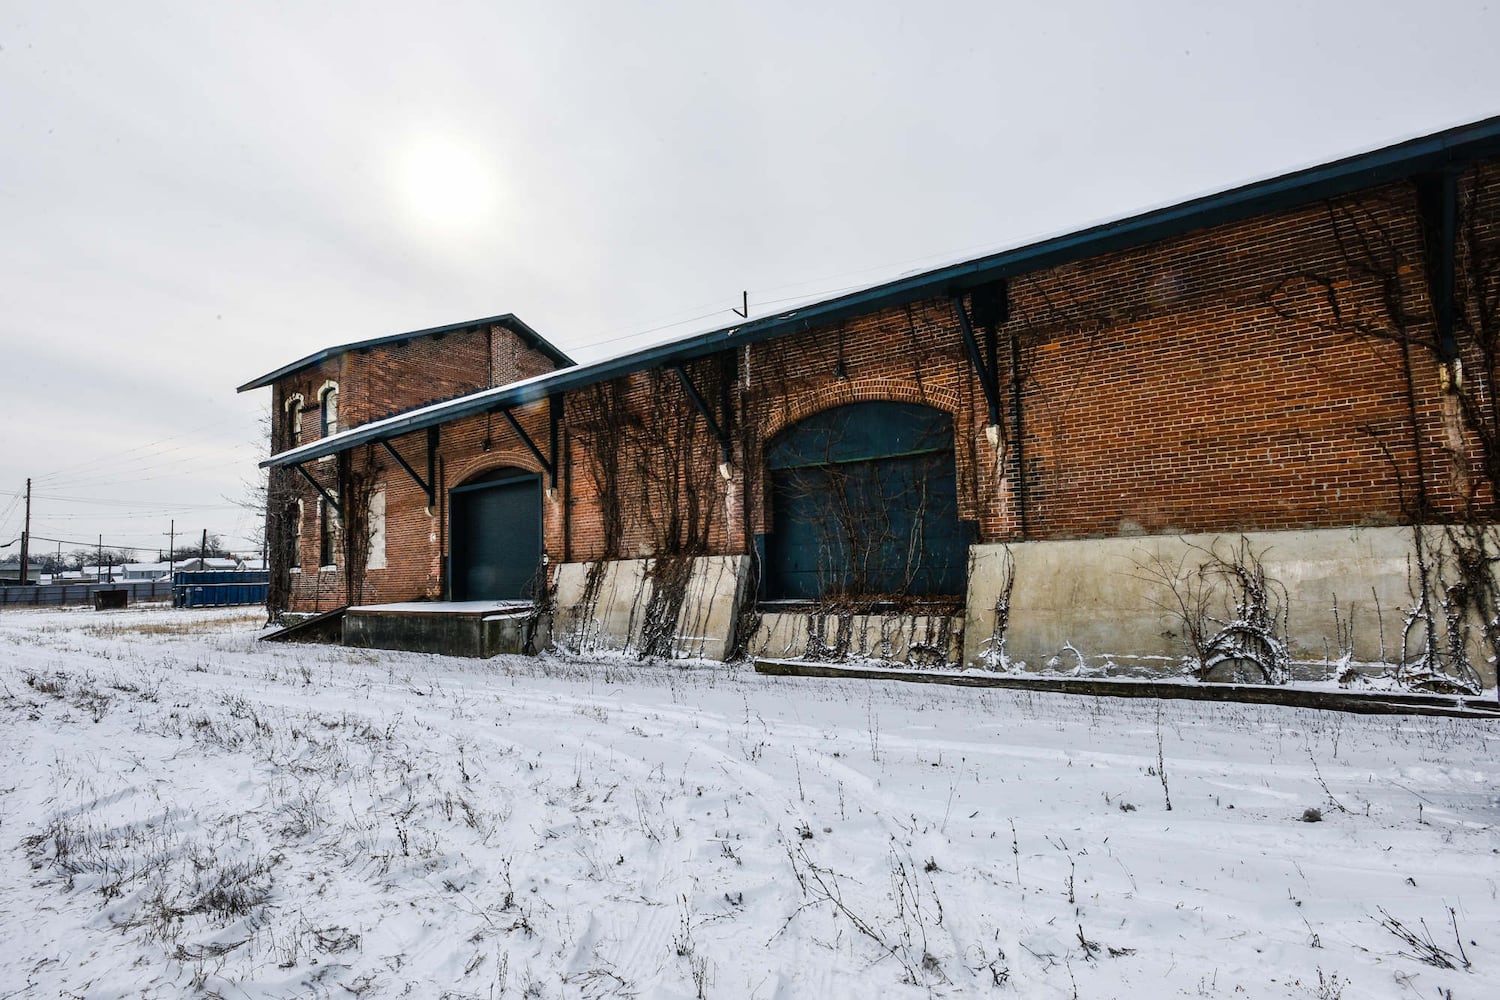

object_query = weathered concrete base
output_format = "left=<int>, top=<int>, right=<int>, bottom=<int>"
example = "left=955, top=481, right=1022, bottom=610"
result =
left=963, top=525, right=1498, bottom=689
left=551, top=555, right=749, bottom=660
left=263, top=607, right=347, bottom=645
left=754, top=659, right=1500, bottom=718
left=746, top=608, right=964, bottom=667
left=343, top=605, right=543, bottom=658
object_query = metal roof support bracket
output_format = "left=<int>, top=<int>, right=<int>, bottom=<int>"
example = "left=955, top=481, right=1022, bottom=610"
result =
left=951, top=294, right=1003, bottom=427
left=292, top=463, right=342, bottom=519
left=497, top=406, right=556, bottom=483
left=674, top=363, right=733, bottom=465
left=378, top=439, right=434, bottom=506
left=1415, top=169, right=1460, bottom=362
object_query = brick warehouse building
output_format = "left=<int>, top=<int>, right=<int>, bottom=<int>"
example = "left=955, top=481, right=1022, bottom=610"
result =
left=242, top=117, right=1500, bottom=691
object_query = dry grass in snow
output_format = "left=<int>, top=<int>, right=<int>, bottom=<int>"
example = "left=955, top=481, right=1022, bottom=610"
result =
left=0, top=605, right=1496, bottom=998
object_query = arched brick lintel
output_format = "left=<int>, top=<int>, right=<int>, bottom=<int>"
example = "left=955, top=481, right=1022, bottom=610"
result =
left=760, top=377, right=963, bottom=443
left=448, top=452, right=546, bottom=492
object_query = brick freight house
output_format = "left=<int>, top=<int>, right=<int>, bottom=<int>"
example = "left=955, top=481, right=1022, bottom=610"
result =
left=237, top=315, right=574, bottom=623
left=243, top=117, right=1500, bottom=690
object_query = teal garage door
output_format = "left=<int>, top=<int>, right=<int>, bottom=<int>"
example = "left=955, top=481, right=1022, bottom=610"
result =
left=764, top=402, right=968, bottom=601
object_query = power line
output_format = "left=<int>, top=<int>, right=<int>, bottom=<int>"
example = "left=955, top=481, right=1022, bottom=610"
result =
left=34, top=514, right=236, bottom=525
left=552, top=233, right=1047, bottom=360
left=0, top=489, right=239, bottom=511
left=28, top=534, right=160, bottom=551
left=40, top=448, right=263, bottom=492
left=25, top=532, right=239, bottom=552
left=0, top=493, right=22, bottom=530
left=32, top=414, right=258, bottom=485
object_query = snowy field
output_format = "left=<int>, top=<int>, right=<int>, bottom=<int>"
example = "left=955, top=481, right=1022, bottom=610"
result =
left=0, top=607, right=1496, bottom=999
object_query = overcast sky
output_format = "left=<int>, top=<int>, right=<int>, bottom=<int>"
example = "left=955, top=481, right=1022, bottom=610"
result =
left=3, top=1, right=1498, bottom=559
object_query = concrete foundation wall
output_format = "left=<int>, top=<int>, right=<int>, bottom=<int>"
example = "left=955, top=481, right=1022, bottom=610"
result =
left=748, top=610, right=964, bottom=667
left=344, top=609, right=538, bottom=658
left=962, top=526, right=1498, bottom=688
left=551, top=555, right=749, bottom=660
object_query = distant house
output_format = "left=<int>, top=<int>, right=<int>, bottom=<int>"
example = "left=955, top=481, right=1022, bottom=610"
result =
left=121, top=562, right=174, bottom=581
left=0, top=557, right=46, bottom=583
left=172, top=558, right=241, bottom=573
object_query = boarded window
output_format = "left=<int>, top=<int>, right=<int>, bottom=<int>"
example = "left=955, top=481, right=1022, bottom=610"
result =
left=366, top=489, right=387, bottom=570
left=764, top=401, right=968, bottom=601
left=321, top=386, right=339, bottom=437
left=319, top=497, right=337, bottom=568
left=288, top=500, right=302, bottom=569
left=286, top=395, right=303, bottom=447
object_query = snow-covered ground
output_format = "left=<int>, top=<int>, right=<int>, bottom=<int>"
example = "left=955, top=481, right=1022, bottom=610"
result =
left=0, top=607, right=1496, bottom=999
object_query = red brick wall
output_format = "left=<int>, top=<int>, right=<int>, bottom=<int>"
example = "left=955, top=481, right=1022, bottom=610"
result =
left=727, top=172, right=1487, bottom=546
left=995, top=182, right=1455, bottom=540
left=274, top=325, right=566, bottom=611
left=345, top=328, right=491, bottom=429
left=271, top=358, right=341, bottom=454
left=562, top=364, right=738, bottom=563
left=271, top=322, right=563, bottom=452
left=495, top=332, right=567, bottom=384
left=739, top=301, right=982, bottom=544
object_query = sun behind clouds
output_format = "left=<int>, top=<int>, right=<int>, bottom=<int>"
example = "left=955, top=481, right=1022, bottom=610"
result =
left=395, top=135, right=500, bottom=232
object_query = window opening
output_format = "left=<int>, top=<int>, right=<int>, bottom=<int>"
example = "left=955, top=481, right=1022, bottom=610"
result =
left=367, top=488, right=387, bottom=570
left=288, top=499, right=303, bottom=569
left=320, top=385, right=339, bottom=437
left=319, top=496, right=337, bottom=567
left=286, top=394, right=304, bottom=447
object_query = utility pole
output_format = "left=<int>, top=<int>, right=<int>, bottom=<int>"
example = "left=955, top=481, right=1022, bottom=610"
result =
left=167, top=519, right=175, bottom=577
left=201, top=528, right=208, bottom=565
left=17, top=478, right=30, bottom=585
left=97, top=534, right=103, bottom=582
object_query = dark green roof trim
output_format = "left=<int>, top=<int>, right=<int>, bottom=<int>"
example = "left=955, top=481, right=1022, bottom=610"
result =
left=236, top=313, right=573, bottom=392
left=261, top=114, right=1500, bottom=469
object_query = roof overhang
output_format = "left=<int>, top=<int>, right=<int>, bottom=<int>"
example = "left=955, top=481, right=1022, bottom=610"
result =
left=261, top=114, right=1500, bottom=469
left=237, top=313, right=573, bottom=393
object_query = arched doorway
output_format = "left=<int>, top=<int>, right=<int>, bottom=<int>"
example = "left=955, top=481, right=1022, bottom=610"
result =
left=449, top=467, right=543, bottom=601
left=764, top=401, right=968, bottom=601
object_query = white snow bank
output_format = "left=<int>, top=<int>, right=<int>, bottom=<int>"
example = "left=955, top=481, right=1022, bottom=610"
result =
left=0, top=606, right=1496, bottom=998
